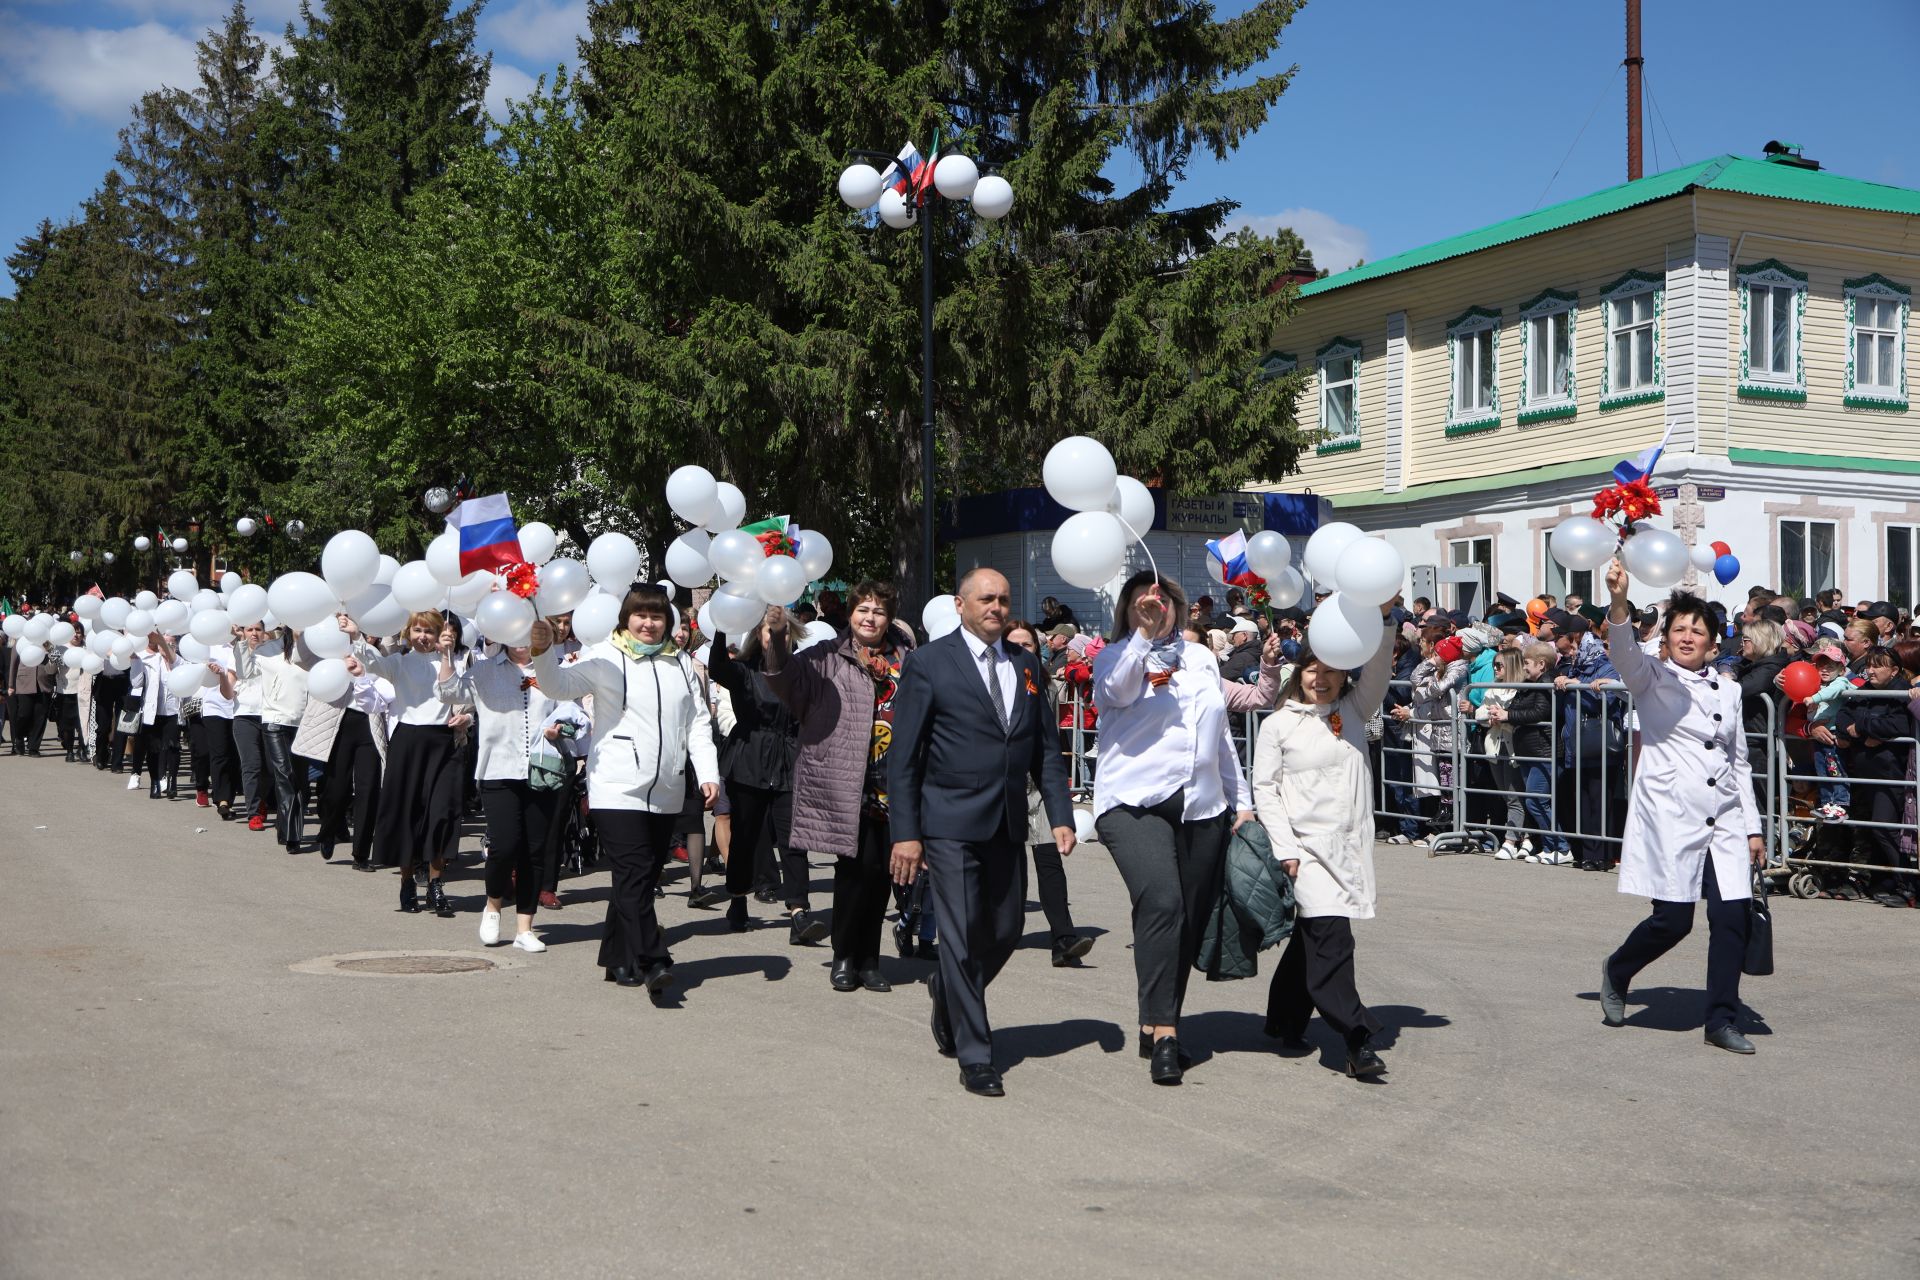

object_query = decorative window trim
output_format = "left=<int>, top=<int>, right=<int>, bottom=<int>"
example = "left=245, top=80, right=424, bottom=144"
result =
left=1258, top=351, right=1298, bottom=381
left=1444, top=306, right=1501, bottom=433
left=1315, top=336, right=1362, bottom=451
left=1844, top=273, right=1909, bottom=411
left=1517, top=288, right=1578, bottom=425
left=1599, top=270, right=1662, bottom=408
left=1737, top=258, right=1808, bottom=400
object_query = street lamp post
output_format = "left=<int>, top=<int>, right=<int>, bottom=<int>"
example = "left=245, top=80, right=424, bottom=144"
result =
left=838, top=141, right=1013, bottom=605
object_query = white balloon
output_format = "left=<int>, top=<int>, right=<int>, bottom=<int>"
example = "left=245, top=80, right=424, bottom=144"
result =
left=1333, top=537, right=1405, bottom=607
left=798, top=620, right=837, bottom=651
left=1302, top=522, right=1365, bottom=585
left=220, top=571, right=242, bottom=595
left=178, top=636, right=211, bottom=664
left=449, top=571, right=494, bottom=615
left=877, top=187, right=915, bottom=229
left=167, top=569, right=199, bottom=600
left=1, top=614, right=24, bottom=639
left=166, top=663, right=207, bottom=699
left=46, top=620, right=75, bottom=648
left=200, top=663, right=221, bottom=689
left=1072, top=809, right=1098, bottom=844
left=87, top=629, right=116, bottom=656
left=73, top=595, right=102, bottom=622
left=23, top=614, right=52, bottom=643
left=1050, top=511, right=1126, bottom=590
left=932, top=153, right=979, bottom=201
left=708, top=483, right=747, bottom=533
left=374, top=555, right=400, bottom=586
left=390, top=561, right=443, bottom=613
left=152, top=600, right=191, bottom=636
left=306, top=658, right=352, bottom=704
left=518, top=522, right=558, bottom=566
left=1043, top=436, right=1119, bottom=513
left=99, top=598, right=131, bottom=631
left=304, top=615, right=353, bottom=659
left=426, top=529, right=464, bottom=585
left=110, top=635, right=137, bottom=661
left=1268, top=565, right=1306, bottom=610
left=756, top=555, right=808, bottom=607
left=475, top=591, right=535, bottom=645
left=346, top=583, right=407, bottom=638
left=707, top=589, right=766, bottom=637
left=1245, top=530, right=1292, bottom=581
left=61, top=646, right=87, bottom=671
left=1549, top=515, right=1618, bottom=573
left=921, top=594, right=960, bottom=640
left=1105, top=475, right=1156, bottom=540
left=837, top=163, right=883, bottom=210
left=108, top=653, right=132, bottom=672
left=794, top=530, right=834, bottom=581
left=1307, top=592, right=1384, bottom=669
left=1620, top=527, right=1689, bottom=589
left=133, top=591, right=159, bottom=611
left=189, top=609, right=232, bottom=646
left=571, top=591, right=621, bottom=645
left=321, top=530, right=381, bottom=599
left=123, top=609, right=154, bottom=638
left=709, top=529, right=765, bottom=582
left=970, top=174, right=1014, bottom=220
left=535, top=558, right=592, bottom=615
left=1689, top=542, right=1720, bottom=574
left=259, top=610, right=278, bottom=634
left=665, top=530, right=713, bottom=589
left=190, top=589, right=222, bottom=614
left=586, top=532, right=642, bottom=591
left=225, top=583, right=269, bottom=627
left=665, top=465, right=719, bottom=527
left=266, top=572, right=337, bottom=631
left=80, top=652, right=104, bottom=675
left=1206, top=552, right=1228, bottom=585
left=16, top=642, right=46, bottom=667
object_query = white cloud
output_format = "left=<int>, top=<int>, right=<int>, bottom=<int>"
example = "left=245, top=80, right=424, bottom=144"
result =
left=0, top=18, right=201, bottom=122
left=482, top=0, right=587, bottom=68
left=1224, top=207, right=1371, bottom=274
left=484, top=60, right=539, bottom=123
left=100, top=0, right=304, bottom=24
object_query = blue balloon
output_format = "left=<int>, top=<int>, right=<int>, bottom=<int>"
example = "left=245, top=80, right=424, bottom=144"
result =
left=1713, top=553, right=1740, bottom=586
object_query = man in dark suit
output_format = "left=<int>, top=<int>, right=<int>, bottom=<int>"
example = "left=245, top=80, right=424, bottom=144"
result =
left=889, top=567, right=1074, bottom=1097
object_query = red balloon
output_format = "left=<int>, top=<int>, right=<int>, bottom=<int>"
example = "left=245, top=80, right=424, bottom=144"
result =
left=1780, top=660, right=1821, bottom=703
left=1710, top=541, right=1731, bottom=557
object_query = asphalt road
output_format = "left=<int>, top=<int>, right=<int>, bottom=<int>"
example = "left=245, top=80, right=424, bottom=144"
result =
left=2, top=754, right=1915, bottom=1280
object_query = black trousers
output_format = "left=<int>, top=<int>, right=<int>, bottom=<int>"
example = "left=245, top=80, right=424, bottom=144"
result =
left=8, top=692, right=47, bottom=752
left=1606, top=854, right=1751, bottom=1032
left=262, top=723, right=305, bottom=846
left=480, top=779, right=556, bottom=917
left=55, top=693, right=82, bottom=754
left=141, top=715, right=180, bottom=790
left=92, top=674, right=128, bottom=765
left=1572, top=752, right=1625, bottom=865
left=1029, top=840, right=1076, bottom=941
left=230, top=715, right=265, bottom=815
left=1097, top=794, right=1231, bottom=1026
left=724, top=781, right=808, bottom=907
left=596, top=809, right=677, bottom=973
left=317, top=710, right=382, bottom=862
left=831, top=815, right=893, bottom=966
left=924, top=832, right=1026, bottom=1068
left=1853, top=772, right=1904, bottom=892
left=199, top=715, right=237, bottom=807
left=1268, top=916, right=1375, bottom=1049
left=541, top=767, right=579, bottom=892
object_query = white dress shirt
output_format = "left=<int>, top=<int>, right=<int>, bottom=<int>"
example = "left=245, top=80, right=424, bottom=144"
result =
left=199, top=644, right=237, bottom=718
left=358, top=645, right=463, bottom=727
left=959, top=626, right=1018, bottom=719
left=1089, top=630, right=1251, bottom=821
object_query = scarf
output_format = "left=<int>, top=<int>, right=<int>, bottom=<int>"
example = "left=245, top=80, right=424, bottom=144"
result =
left=611, top=629, right=678, bottom=662
left=1144, top=631, right=1184, bottom=689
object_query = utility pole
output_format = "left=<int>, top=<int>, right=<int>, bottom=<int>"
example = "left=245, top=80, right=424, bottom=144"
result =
left=1625, top=0, right=1644, bottom=181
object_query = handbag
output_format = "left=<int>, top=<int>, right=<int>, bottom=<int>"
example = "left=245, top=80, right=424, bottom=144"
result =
left=116, top=707, right=141, bottom=735
left=1742, top=868, right=1774, bottom=977
left=528, top=743, right=569, bottom=791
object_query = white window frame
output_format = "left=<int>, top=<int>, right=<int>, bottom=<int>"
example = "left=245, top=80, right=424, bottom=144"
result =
left=1518, top=288, right=1578, bottom=424
left=1444, top=307, right=1501, bottom=435
left=1448, top=537, right=1493, bottom=612
left=1315, top=338, right=1361, bottom=453
left=1887, top=524, right=1920, bottom=616
left=1599, top=271, right=1662, bottom=408
left=1542, top=530, right=1594, bottom=601
left=1737, top=259, right=1808, bottom=400
left=1778, top=518, right=1837, bottom=602
left=1845, top=274, right=1909, bottom=410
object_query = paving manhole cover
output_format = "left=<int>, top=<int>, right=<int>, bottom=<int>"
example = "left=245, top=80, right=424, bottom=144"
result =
left=290, top=949, right=521, bottom=978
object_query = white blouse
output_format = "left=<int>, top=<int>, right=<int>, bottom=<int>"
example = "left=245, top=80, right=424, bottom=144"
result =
left=1090, top=631, right=1250, bottom=822
left=357, top=645, right=466, bottom=727
left=438, top=651, right=587, bottom=781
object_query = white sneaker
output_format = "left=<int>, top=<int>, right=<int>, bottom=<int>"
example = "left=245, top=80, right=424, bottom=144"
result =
left=126, top=775, right=141, bottom=790
left=1495, top=842, right=1518, bottom=860
left=478, top=910, right=501, bottom=946
left=1523, top=851, right=1542, bottom=863
left=1548, top=851, right=1573, bottom=866
left=512, top=932, right=546, bottom=953
left=1411, top=837, right=1430, bottom=848
left=1384, top=834, right=1411, bottom=845
left=1519, top=838, right=1535, bottom=856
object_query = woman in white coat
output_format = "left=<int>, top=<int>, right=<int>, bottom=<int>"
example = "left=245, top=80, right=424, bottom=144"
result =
left=1250, top=611, right=1397, bottom=1080
left=1597, top=559, right=1763, bottom=1053
left=529, top=584, right=719, bottom=995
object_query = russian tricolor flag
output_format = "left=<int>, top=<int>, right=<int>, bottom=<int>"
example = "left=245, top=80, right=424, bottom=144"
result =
left=448, top=493, right=524, bottom=575
left=1206, top=531, right=1261, bottom=587
left=877, top=142, right=924, bottom=198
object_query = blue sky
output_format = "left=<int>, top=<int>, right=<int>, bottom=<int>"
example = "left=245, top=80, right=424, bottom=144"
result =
left=3, top=0, right=1917, bottom=296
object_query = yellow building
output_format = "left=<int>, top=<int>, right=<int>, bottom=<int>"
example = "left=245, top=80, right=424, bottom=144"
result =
left=1260, top=150, right=1918, bottom=612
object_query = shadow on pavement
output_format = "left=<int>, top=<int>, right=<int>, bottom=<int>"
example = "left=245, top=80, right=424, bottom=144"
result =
left=1575, top=985, right=1772, bottom=1034
left=995, top=1018, right=1127, bottom=1069
left=670, top=953, right=795, bottom=991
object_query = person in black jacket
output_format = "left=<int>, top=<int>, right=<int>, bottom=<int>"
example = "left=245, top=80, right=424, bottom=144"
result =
left=1500, top=641, right=1571, bottom=862
left=1838, top=648, right=1912, bottom=907
left=708, top=609, right=828, bottom=946
left=1378, top=630, right=1423, bottom=842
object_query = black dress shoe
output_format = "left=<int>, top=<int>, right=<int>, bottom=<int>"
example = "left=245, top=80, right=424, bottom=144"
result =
left=148, top=779, right=162, bottom=799
left=917, top=940, right=939, bottom=963
left=427, top=879, right=454, bottom=917
left=829, top=958, right=859, bottom=992
left=959, top=1064, right=1004, bottom=1097
left=753, top=887, right=780, bottom=905
left=607, top=966, right=643, bottom=987
left=893, top=921, right=916, bottom=958
left=399, top=878, right=420, bottom=913
left=1345, top=1038, right=1386, bottom=1078
left=353, top=859, right=375, bottom=872
left=688, top=885, right=729, bottom=909
left=928, top=973, right=956, bottom=1057
left=858, top=965, right=892, bottom=993
left=1599, top=962, right=1627, bottom=1027
left=789, top=909, right=829, bottom=946
left=642, top=961, right=673, bottom=995
left=1051, top=935, right=1094, bottom=967
left=1137, top=1031, right=1193, bottom=1067
left=726, top=896, right=749, bottom=933
left=1150, top=1036, right=1185, bottom=1085
left=1703, top=1024, right=1755, bottom=1054
left=320, top=843, right=335, bottom=862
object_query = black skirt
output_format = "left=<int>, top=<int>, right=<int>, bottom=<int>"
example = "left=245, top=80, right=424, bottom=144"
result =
left=370, top=723, right=463, bottom=868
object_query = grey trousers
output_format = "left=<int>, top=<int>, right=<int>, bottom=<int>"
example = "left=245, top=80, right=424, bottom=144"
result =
left=924, top=833, right=1026, bottom=1068
left=1096, top=793, right=1231, bottom=1027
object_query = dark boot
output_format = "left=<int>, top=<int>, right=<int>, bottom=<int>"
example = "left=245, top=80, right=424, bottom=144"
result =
left=399, top=876, right=420, bottom=913
left=427, top=878, right=453, bottom=917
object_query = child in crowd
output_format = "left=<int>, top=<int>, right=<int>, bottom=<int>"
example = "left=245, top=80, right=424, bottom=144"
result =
left=1473, top=647, right=1528, bottom=857
left=1801, top=639, right=1857, bottom=821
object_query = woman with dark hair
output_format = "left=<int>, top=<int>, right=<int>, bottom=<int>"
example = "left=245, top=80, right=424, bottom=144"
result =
left=530, top=585, right=719, bottom=994
left=1840, top=647, right=1912, bottom=907
left=708, top=607, right=823, bottom=944
left=764, top=580, right=909, bottom=992
left=130, top=631, right=182, bottom=799
left=1092, top=571, right=1252, bottom=1084
left=1250, top=611, right=1398, bottom=1079
left=1598, top=562, right=1764, bottom=1053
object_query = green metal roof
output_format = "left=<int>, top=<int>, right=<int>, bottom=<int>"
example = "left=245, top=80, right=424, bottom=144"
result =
left=1300, top=155, right=1920, bottom=298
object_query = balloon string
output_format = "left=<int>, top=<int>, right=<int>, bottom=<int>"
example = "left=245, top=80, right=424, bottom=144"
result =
left=1112, top=515, right=1160, bottom=586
